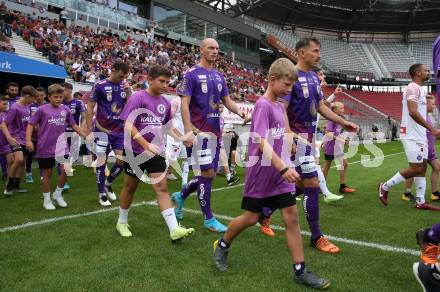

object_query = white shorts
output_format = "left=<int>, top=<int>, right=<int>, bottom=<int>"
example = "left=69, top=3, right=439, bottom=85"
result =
left=402, top=139, right=428, bottom=163
left=166, top=137, right=187, bottom=161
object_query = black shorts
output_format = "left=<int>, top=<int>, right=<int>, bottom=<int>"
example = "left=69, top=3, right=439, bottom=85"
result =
left=324, top=153, right=343, bottom=161
left=38, top=155, right=69, bottom=169
left=241, top=192, right=296, bottom=213
left=124, top=152, right=167, bottom=177
left=11, top=144, right=28, bottom=156
left=38, top=157, right=56, bottom=169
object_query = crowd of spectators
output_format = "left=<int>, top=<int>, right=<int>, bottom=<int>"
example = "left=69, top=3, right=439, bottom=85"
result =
left=3, top=6, right=266, bottom=103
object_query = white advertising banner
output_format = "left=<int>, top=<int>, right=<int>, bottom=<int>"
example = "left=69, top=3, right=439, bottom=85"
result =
left=222, top=103, right=255, bottom=124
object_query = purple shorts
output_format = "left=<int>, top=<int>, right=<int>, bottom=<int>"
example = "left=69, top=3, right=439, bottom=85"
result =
left=0, top=143, right=11, bottom=155
left=292, top=142, right=318, bottom=179
left=94, top=128, right=124, bottom=153
left=186, top=134, right=220, bottom=171
left=428, top=146, right=438, bottom=162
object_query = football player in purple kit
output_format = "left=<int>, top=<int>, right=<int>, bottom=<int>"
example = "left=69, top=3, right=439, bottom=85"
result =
left=0, top=96, right=13, bottom=185
left=1, top=86, right=38, bottom=196
left=4, top=82, right=19, bottom=107
left=85, top=61, right=130, bottom=207
left=25, top=87, right=47, bottom=183
left=26, top=84, right=87, bottom=210
left=213, top=58, right=330, bottom=289
left=171, top=38, right=247, bottom=233
left=115, top=65, right=195, bottom=241
left=62, top=83, right=86, bottom=186
left=285, top=38, right=358, bottom=254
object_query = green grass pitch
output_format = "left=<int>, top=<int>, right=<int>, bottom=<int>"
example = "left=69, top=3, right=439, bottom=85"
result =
left=1, top=140, right=438, bottom=291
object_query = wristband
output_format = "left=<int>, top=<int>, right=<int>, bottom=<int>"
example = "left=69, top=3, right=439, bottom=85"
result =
left=280, top=167, right=289, bottom=176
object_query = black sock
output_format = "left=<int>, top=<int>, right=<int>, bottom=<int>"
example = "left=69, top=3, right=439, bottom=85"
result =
left=218, top=238, right=230, bottom=249
left=293, top=262, right=306, bottom=276
left=6, top=178, right=13, bottom=189
left=295, top=187, right=304, bottom=195
left=340, top=184, right=346, bottom=190
left=433, top=191, right=440, bottom=196
left=15, top=178, right=21, bottom=189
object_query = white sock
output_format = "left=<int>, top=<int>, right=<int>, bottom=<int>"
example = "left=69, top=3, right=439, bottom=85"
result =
left=414, top=177, right=426, bottom=204
left=317, top=167, right=331, bottom=196
left=54, top=186, right=63, bottom=197
left=99, top=192, right=106, bottom=199
left=405, top=188, right=412, bottom=193
left=161, top=208, right=179, bottom=232
left=226, top=172, right=231, bottom=180
left=118, top=207, right=129, bottom=223
left=383, top=172, right=405, bottom=191
left=43, top=192, right=50, bottom=201
left=182, top=161, right=189, bottom=185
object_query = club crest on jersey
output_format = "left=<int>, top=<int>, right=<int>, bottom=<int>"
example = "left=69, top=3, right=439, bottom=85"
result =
left=302, top=84, right=309, bottom=98
left=157, top=104, right=166, bottom=115
left=217, top=83, right=222, bottom=93
left=60, top=110, right=66, bottom=117
left=201, top=81, right=208, bottom=93
left=121, top=92, right=127, bottom=99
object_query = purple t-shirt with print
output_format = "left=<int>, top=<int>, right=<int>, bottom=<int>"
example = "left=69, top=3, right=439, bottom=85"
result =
left=243, top=97, right=295, bottom=198
left=283, top=70, right=323, bottom=142
left=63, top=98, right=85, bottom=132
left=4, top=102, right=31, bottom=145
left=119, top=90, right=171, bottom=155
left=324, top=120, right=343, bottom=156
left=29, top=104, right=76, bottom=158
left=89, top=79, right=126, bottom=134
left=177, top=65, right=229, bottom=138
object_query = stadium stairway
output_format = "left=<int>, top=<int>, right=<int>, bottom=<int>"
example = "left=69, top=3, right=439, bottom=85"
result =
left=10, top=32, right=51, bottom=64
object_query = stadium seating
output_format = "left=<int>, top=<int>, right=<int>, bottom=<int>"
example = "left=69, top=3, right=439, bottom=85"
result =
left=345, top=90, right=402, bottom=121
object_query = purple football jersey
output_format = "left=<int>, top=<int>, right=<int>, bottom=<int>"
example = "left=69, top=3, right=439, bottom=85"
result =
left=90, top=79, right=126, bottom=134
left=4, top=102, right=31, bottom=145
left=29, top=104, right=75, bottom=158
left=119, top=90, right=171, bottom=155
left=324, top=120, right=343, bottom=156
left=0, top=113, right=10, bottom=154
left=177, top=65, right=229, bottom=138
left=244, top=97, right=294, bottom=198
left=63, top=98, right=85, bottom=132
left=283, top=70, right=323, bottom=142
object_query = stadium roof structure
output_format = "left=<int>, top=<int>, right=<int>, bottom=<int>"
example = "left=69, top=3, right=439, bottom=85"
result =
left=194, top=0, right=440, bottom=33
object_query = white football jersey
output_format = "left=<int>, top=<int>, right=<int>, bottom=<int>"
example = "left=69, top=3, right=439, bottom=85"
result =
left=170, top=98, right=184, bottom=137
left=400, top=82, right=427, bottom=142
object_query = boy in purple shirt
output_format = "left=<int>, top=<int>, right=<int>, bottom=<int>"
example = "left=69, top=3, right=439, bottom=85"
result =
left=213, top=58, right=330, bottom=289
left=115, top=65, right=195, bottom=242
left=282, top=38, right=357, bottom=254
left=86, top=61, right=130, bottom=207
left=0, top=96, right=13, bottom=184
left=26, top=84, right=86, bottom=210
left=25, top=86, right=47, bottom=183
left=1, top=86, right=37, bottom=196
left=171, top=38, right=247, bottom=233
left=322, top=102, right=356, bottom=194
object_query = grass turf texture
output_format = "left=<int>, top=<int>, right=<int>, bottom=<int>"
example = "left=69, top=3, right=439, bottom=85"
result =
left=0, top=141, right=437, bottom=291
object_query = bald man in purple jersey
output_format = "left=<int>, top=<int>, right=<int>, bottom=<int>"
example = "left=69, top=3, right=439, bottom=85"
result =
left=171, top=38, right=248, bottom=233
left=285, top=37, right=358, bottom=254
left=86, top=61, right=131, bottom=207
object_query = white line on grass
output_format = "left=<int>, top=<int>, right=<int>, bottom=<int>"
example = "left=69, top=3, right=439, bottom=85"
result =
left=0, top=150, right=419, bottom=256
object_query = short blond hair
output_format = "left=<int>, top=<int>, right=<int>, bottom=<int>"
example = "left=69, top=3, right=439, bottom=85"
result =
left=331, top=101, right=344, bottom=112
left=47, top=84, right=64, bottom=96
left=268, top=58, right=297, bottom=81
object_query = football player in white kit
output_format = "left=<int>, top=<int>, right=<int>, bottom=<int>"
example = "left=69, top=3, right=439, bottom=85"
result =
left=379, top=64, right=440, bottom=210
left=166, top=97, right=189, bottom=187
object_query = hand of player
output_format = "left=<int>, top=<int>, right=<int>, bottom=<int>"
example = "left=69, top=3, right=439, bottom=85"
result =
left=343, top=121, right=358, bottom=132
left=26, top=141, right=34, bottom=152
left=242, top=114, right=252, bottom=125
left=182, top=131, right=196, bottom=147
left=8, top=137, right=17, bottom=147
left=334, top=85, right=343, bottom=94
left=146, top=143, right=160, bottom=156
left=432, top=128, right=440, bottom=138
left=282, top=168, right=300, bottom=183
